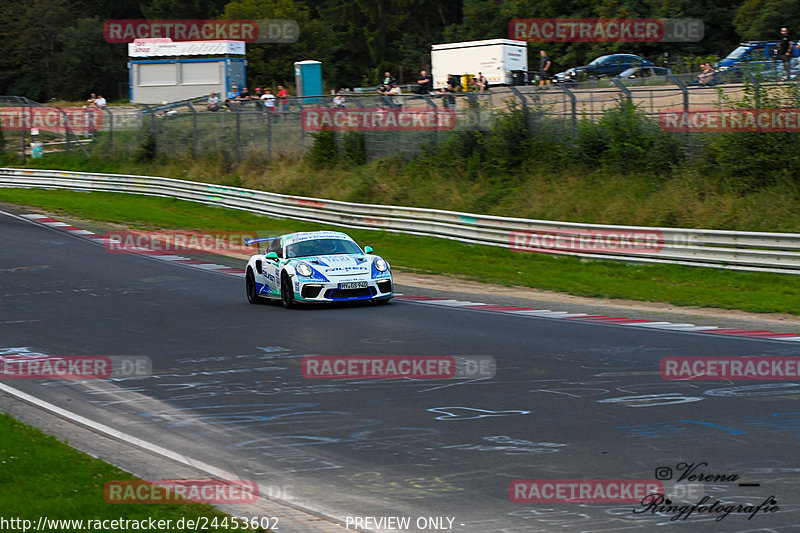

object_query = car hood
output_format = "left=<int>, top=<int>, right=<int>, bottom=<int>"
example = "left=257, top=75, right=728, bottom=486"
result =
left=299, top=254, right=373, bottom=276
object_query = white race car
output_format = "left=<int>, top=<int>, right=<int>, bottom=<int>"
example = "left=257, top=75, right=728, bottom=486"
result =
left=244, top=231, right=393, bottom=308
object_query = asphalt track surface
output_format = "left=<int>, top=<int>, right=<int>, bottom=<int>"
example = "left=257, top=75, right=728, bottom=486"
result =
left=2, top=210, right=800, bottom=532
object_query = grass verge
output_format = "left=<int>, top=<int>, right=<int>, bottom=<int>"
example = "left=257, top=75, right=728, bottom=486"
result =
left=0, top=412, right=266, bottom=532
left=1, top=187, right=798, bottom=315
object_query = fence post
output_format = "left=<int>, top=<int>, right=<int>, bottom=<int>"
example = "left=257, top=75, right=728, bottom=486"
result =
left=666, top=73, right=689, bottom=111
left=556, top=83, right=577, bottom=137
left=422, top=94, right=439, bottom=148
left=186, top=101, right=198, bottom=156
left=508, top=86, right=528, bottom=114
left=235, top=108, right=241, bottom=163
left=103, top=107, right=114, bottom=155
left=267, top=106, right=273, bottom=161
left=611, top=78, right=632, bottom=102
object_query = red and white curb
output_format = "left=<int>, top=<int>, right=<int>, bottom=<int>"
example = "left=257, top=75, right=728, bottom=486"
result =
left=21, top=214, right=245, bottom=276
left=394, top=296, right=800, bottom=343
left=22, top=212, right=800, bottom=343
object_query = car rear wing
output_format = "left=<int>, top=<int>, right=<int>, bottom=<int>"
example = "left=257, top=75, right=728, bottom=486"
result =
left=244, top=236, right=277, bottom=253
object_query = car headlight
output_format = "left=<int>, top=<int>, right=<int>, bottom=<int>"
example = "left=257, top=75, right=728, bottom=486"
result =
left=296, top=262, right=313, bottom=277
left=374, top=258, right=388, bottom=272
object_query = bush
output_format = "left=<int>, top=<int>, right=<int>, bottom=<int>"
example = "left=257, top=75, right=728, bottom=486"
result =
left=306, top=131, right=338, bottom=169
left=134, top=133, right=158, bottom=163
left=341, top=131, right=366, bottom=167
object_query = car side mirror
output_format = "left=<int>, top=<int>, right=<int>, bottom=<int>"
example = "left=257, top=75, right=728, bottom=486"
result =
left=265, top=252, right=279, bottom=261
left=364, top=246, right=373, bottom=254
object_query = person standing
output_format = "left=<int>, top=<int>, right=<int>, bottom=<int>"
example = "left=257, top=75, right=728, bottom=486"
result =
left=476, top=72, right=488, bottom=92
left=778, top=27, right=792, bottom=78
left=539, top=50, right=552, bottom=86
left=277, top=85, right=289, bottom=112
left=260, top=88, right=276, bottom=113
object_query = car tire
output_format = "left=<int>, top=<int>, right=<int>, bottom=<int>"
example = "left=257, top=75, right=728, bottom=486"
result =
left=281, top=273, right=295, bottom=309
left=246, top=269, right=263, bottom=304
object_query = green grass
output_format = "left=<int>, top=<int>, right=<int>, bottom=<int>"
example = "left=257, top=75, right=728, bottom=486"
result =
left=1, top=187, right=798, bottom=315
left=0, top=412, right=266, bottom=532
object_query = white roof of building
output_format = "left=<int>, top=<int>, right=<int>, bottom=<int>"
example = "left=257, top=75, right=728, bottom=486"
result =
left=129, top=38, right=245, bottom=58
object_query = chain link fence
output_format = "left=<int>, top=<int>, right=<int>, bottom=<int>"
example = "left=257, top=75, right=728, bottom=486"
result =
left=3, top=72, right=800, bottom=164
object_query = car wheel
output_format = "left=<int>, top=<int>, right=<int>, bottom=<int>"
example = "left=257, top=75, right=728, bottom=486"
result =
left=246, top=269, right=262, bottom=304
left=281, top=273, right=295, bottom=309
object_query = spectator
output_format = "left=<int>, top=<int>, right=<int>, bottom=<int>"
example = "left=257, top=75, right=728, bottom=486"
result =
left=440, top=81, right=456, bottom=108
left=94, top=94, right=107, bottom=108
left=378, top=71, right=396, bottom=94
left=778, top=27, right=792, bottom=78
left=86, top=93, right=97, bottom=107
left=414, top=70, right=433, bottom=94
left=333, top=91, right=345, bottom=108
left=239, top=86, right=252, bottom=100
left=254, top=87, right=264, bottom=99
left=476, top=72, right=488, bottom=92
left=539, top=50, right=552, bottom=86
left=697, top=63, right=716, bottom=86
left=260, top=87, right=276, bottom=112
left=227, top=85, right=240, bottom=101
left=277, top=85, right=289, bottom=112
left=207, top=92, right=220, bottom=111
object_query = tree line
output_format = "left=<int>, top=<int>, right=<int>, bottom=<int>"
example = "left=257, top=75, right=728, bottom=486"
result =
left=0, top=0, right=792, bottom=102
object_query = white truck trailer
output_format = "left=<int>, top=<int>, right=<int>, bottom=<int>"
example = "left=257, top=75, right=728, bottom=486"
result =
left=431, top=39, right=528, bottom=89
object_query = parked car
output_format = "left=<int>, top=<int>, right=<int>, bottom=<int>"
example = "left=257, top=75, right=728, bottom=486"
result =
left=615, top=66, right=671, bottom=79
left=555, top=54, right=653, bottom=82
left=717, top=41, right=800, bottom=74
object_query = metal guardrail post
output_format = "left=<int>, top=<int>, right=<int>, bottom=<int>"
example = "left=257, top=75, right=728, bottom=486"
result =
left=611, top=78, right=633, bottom=101
left=743, top=72, right=761, bottom=108
left=267, top=107, right=273, bottom=161
left=666, top=73, right=689, bottom=112
left=556, top=83, right=577, bottom=137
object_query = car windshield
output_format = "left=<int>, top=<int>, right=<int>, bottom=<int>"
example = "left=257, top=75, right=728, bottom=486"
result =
left=286, top=238, right=362, bottom=258
left=726, top=46, right=748, bottom=60
left=587, top=56, right=611, bottom=66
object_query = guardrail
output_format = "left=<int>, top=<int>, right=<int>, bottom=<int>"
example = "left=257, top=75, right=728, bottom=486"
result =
left=2, top=167, right=799, bottom=275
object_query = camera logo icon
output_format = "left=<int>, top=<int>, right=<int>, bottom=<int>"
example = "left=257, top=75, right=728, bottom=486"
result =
left=655, top=467, right=673, bottom=480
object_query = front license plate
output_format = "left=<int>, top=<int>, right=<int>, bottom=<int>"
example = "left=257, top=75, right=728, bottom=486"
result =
left=339, top=281, right=368, bottom=289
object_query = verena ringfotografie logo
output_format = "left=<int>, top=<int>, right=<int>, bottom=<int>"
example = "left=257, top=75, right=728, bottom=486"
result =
left=301, top=356, right=496, bottom=380
left=0, top=107, right=102, bottom=133
left=661, top=357, right=800, bottom=380
left=301, top=108, right=456, bottom=132
left=509, top=479, right=663, bottom=503
left=104, top=19, right=299, bottom=43
left=1, top=356, right=151, bottom=379
left=509, top=229, right=664, bottom=254
left=104, top=480, right=258, bottom=504
left=102, top=230, right=256, bottom=255
left=510, top=18, right=703, bottom=42
left=661, top=108, right=800, bottom=132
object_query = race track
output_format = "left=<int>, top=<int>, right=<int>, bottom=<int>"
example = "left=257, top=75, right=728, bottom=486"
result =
left=2, top=210, right=800, bottom=532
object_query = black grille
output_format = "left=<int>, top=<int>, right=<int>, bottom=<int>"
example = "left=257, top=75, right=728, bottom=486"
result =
left=301, top=285, right=323, bottom=298
left=325, top=287, right=376, bottom=299
left=376, top=279, right=392, bottom=293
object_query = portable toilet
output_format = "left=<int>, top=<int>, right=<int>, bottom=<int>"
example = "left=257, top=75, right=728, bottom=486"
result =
left=294, top=60, right=322, bottom=102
